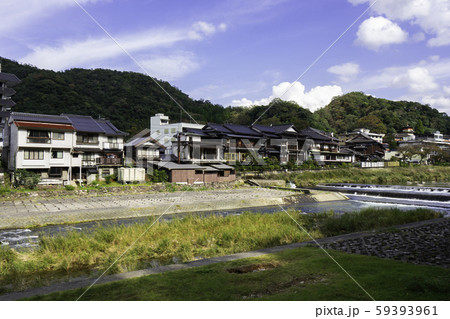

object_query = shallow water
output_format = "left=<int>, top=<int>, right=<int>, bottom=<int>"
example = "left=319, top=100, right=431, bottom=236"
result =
left=2, top=196, right=448, bottom=250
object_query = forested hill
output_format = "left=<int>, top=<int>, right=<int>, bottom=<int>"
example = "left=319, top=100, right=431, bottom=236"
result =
left=315, top=92, right=450, bottom=135
left=1, top=57, right=229, bottom=136
left=2, top=57, right=449, bottom=135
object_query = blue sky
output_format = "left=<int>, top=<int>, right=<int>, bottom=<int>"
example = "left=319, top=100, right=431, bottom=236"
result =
left=1, top=0, right=449, bottom=115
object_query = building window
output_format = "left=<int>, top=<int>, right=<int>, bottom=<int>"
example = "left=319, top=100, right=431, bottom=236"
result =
left=171, top=128, right=176, bottom=133
left=27, top=130, right=50, bottom=143
left=24, top=150, right=44, bottom=160
left=225, top=153, right=237, bottom=161
left=82, top=152, right=95, bottom=161
left=53, top=132, right=65, bottom=140
left=49, top=167, right=62, bottom=177
left=51, top=151, right=63, bottom=159
left=164, top=128, right=169, bottom=134
left=195, top=170, right=203, bottom=175
left=77, top=134, right=98, bottom=145
left=108, top=136, right=118, bottom=143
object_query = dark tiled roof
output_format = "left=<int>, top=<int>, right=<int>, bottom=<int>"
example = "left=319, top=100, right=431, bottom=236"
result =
left=63, top=114, right=127, bottom=135
left=96, top=119, right=128, bottom=136
left=223, top=123, right=261, bottom=136
left=253, top=124, right=296, bottom=134
left=0, top=72, right=21, bottom=87
left=63, top=114, right=104, bottom=133
left=183, top=128, right=210, bottom=137
left=346, top=133, right=381, bottom=144
left=10, top=112, right=72, bottom=124
left=300, top=127, right=338, bottom=142
left=203, top=123, right=233, bottom=134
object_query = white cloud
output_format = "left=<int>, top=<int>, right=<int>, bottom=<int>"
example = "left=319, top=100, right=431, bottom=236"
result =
left=356, top=16, right=408, bottom=50
left=0, top=0, right=104, bottom=33
left=140, top=53, right=199, bottom=81
left=188, top=21, right=226, bottom=40
left=327, top=62, right=361, bottom=82
left=231, top=81, right=343, bottom=111
left=20, top=21, right=226, bottom=72
left=350, top=0, right=450, bottom=47
left=443, top=85, right=450, bottom=95
left=412, top=32, right=426, bottom=42
left=421, top=96, right=450, bottom=111
left=341, top=57, right=450, bottom=114
left=231, top=98, right=254, bottom=107
left=393, top=67, right=439, bottom=92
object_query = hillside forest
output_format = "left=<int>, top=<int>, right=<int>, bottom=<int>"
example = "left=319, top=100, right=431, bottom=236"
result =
left=2, top=57, right=449, bottom=137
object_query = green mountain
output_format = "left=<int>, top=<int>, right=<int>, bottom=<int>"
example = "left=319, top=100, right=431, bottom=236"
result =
left=1, top=57, right=229, bottom=136
left=314, top=92, right=450, bottom=135
left=2, top=57, right=449, bottom=136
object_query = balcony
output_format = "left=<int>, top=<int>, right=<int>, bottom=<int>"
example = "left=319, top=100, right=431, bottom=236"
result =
left=103, top=142, right=124, bottom=150
left=137, top=155, right=160, bottom=161
left=82, top=160, right=97, bottom=167
left=27, top=137, right=51, bottom=144
left=76, top=140, right=99, bottom=145
left=96, top=158, right=123, bottom=165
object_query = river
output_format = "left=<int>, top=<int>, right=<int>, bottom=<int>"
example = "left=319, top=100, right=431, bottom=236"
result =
left=1, top=183, right=449, bottom=250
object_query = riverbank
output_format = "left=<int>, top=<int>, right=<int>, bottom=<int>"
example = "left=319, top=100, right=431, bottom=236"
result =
left=0, top=188, right=346, bottom=230
left=265, top=166, right=450, bottom=187
left=2, top=215, right=447, bottom=301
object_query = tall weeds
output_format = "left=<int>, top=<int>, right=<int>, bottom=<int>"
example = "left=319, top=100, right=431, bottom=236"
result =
left=0, top=208, right=441, bottom=291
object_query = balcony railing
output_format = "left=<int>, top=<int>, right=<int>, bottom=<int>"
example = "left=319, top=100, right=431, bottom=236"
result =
left=77, top=140, right=99, bottom=145
left=96, top=158, right=123, bottom=165
left=27, top=137, right=51, bottom=144
left=103, top=142, right=123, bottom=149
left=82, top=160, right=97, bottom=167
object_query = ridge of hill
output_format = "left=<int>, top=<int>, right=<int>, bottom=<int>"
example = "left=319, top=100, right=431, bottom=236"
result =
left=2, top=57, right=449, bottom=135
left=1, top=57, right=229, bottom=136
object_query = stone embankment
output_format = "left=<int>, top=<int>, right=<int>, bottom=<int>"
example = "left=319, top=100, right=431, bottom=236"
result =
left=322, top=218, right=450, bottom=268
left=0, top=187, right=345, bottom=229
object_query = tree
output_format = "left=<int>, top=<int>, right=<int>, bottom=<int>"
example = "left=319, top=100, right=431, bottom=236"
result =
left=415, top=120, right=425, bottom=135
left=356, top=115, right=387, bottom=134
left=384, top=133, right=397, bottom=150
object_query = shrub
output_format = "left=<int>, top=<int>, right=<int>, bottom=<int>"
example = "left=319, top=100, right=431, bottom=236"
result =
left=14, top=169, right=41, bottom=189
left=104, top=174, right=116, bottom=184
left=149, top=169, right=168, bottom=183
left=64, top=185, right=75, bottom=191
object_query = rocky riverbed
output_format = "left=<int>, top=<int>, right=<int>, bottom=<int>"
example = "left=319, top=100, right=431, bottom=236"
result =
left=322, top=218, right=450, bottom=268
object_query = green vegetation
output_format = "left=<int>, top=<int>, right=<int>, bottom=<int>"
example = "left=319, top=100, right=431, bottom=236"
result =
left=1, top=57, right=229, bottom=136
left=0, top=208, right=441, bottom=292
left=13, top=169, right=41, bottom=189
left=3, top=58, right=449, bottom=135
left=27, top=246, right=450, bottom=301
left=287, top=166, right=450, bottom=187
left=315, top=92, right=450, bottom=134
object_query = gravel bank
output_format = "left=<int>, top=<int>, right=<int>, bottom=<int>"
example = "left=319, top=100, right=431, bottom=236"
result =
left=0, top=188, right=342, bottom=229
left=322, top=218, right=450, bottom=268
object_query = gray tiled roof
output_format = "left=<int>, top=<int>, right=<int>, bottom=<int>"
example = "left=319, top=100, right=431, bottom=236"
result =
left=63, top=114, right=127, bottom=136
left=10, top=112, right=72, bottom=124
left=0, top=72, right=21, bottom=87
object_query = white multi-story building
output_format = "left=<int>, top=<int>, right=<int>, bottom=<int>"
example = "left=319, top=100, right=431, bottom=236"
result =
left=149, top=113, right=203, bottom=158
left=3, top=112, right=127, bottom=184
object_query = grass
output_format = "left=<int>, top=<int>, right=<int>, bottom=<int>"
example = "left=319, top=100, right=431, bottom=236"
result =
left=287, top=166, right=450, bottom=187
left=25, top=246, right=450, bottom=301
left=0, top=208, right=441, bottom=293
